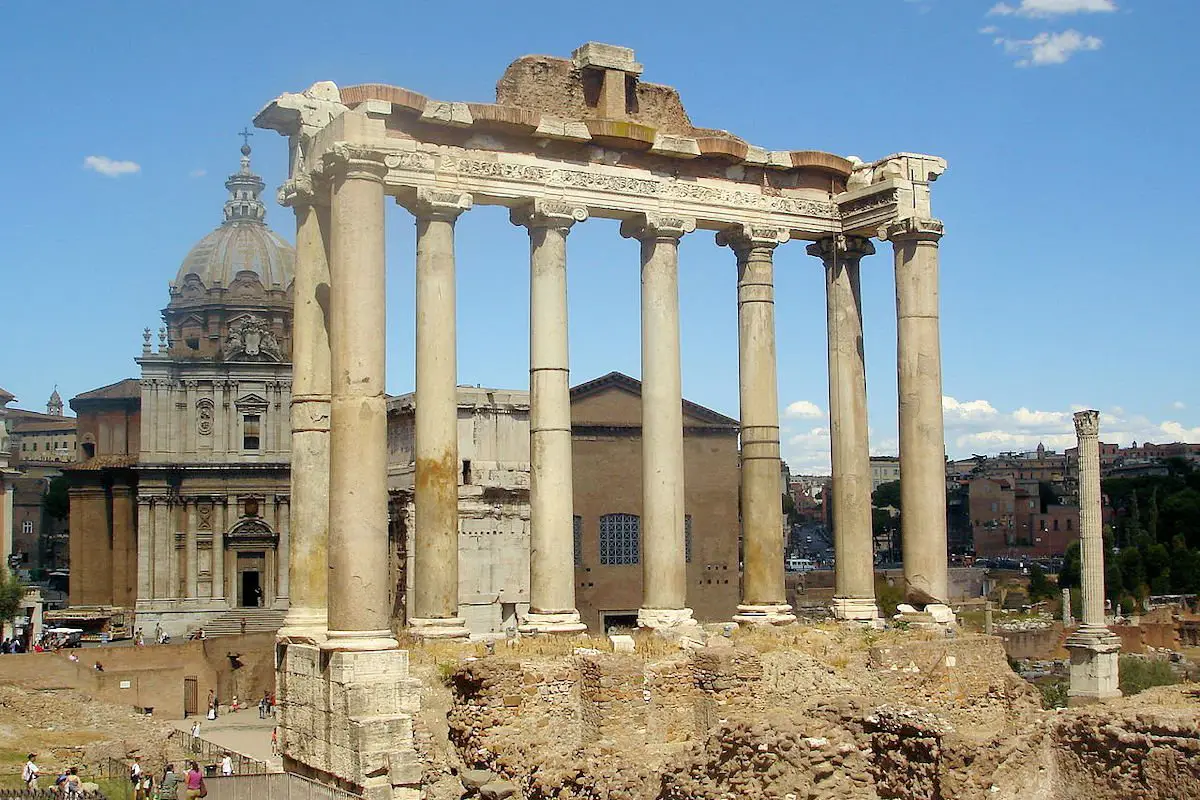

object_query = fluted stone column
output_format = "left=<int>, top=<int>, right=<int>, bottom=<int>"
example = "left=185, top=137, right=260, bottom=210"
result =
left=808, top=235, right=878, bottom=621
left=1066, top=409, right=1121, bottom=703
left=400, top=188, right=472, bottom=639
left=620, top=213, right=696, bottom=631
left=279, top=178, right=331, bottom=640
left=512, top=200, right=588, bottom=635
left=718, top=224, right=795, bottom=626
left=322, top=147, right=396, bottom=652
left=884, top=218, right=950, bottom=609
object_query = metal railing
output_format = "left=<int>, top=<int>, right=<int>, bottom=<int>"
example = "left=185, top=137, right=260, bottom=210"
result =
left=203, top=773, right=360, bottom=800
left=166, top=732, right=268, bottom=775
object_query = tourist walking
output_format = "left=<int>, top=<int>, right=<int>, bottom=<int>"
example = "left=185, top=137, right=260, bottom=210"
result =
left=220, top=752, right=233, bottom=777
left=158, top=764, right=180, bottom=800
left=184, top=761, right=205, bottom=800
left=22, top=753, right=39, bottom=790
left=64, top=767, right=83, bottom=798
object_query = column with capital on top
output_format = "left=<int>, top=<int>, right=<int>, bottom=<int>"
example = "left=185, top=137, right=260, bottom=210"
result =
left=278, top=176, right=331, bottom=641
left=883, top=217, right=951, bottom=614
left=718, top=224, right=795, bottom=626
left=621, top=213, right=696, bottom=631
left=399, top=188, right=473, bottom=640
left=1066, top=409, right=1121, bottom=704
left=321, top=147, right=396, bottom=652
left=807, top=234, right=878, bottom=621
left=512, top=199, right=589, bottom=634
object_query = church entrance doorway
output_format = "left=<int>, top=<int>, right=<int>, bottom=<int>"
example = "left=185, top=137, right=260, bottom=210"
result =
left=237, top=551, right=266, bottom=607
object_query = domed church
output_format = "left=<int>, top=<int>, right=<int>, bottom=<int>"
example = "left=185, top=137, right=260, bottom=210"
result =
left=65, top=141, right=296, bottom=639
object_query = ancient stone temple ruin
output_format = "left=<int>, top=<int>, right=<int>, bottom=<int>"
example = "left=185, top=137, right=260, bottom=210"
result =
left=257, top=43, right=951, bottom=798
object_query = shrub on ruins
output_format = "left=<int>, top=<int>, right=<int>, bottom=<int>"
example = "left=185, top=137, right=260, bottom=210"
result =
left=1119, top=655, right=1179, bottom=696
left=1027, top=563, right=1055, bottom=603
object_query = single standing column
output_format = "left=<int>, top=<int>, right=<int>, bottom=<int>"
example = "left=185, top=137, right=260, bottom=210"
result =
left=512, top=200, right=589, bottom=635
left=884, top=218, right=950, bottom=609
left=1066, top=410, right=1121, bottom=702
left=136, top=497, right=153, bottom=603
left=321, top=147, right=396, bottom=652
left=279, top=177, right=331, bottom=640
left=807, top=235, right=878, bottom=621
left=399, top=188, right=473, bottom=639
left=620, top=213, right=696, bottom=631
left=718, top=224, right=795, bottom=626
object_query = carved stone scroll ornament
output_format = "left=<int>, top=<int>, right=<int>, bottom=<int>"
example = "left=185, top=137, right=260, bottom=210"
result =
left=223, top=315, right=283, bottom=362
left=196, top=398, right=214, bottom=436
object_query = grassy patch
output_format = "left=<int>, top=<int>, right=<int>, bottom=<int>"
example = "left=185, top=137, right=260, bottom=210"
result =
left=1119, top=656, right=1179, bottom=696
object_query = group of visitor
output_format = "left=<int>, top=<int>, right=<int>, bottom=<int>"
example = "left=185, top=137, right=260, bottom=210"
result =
left=1, top=636, right=26, bottom=653
left=23, top=754, right=84, bottom=798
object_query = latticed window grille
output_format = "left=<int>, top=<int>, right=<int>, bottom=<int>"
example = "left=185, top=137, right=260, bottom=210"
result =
left=573, top=515, right=583, bottom=566
left=685, top=514, right=693, bottom=563
left=599, top=513, right=640, bottom=565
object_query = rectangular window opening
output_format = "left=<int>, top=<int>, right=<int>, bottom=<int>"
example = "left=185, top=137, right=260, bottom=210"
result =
left=243, top=414, right=261, bottom=451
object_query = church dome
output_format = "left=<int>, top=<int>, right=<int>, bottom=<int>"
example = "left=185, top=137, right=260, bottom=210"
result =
left=173, top=142, right=295, bottom=291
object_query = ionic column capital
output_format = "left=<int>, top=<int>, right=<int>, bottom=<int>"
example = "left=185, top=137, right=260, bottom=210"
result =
left=715, top=223, right=789, bottom=254
left=806, top=234, right=876, bottom=264
left=322, top=144, right=388, bottom=183
left=619, top=213, right=696, bottom=242
left=398, top=188, right=473, bottom=221
left=881, top=217, right=944, bottom=243
left=509, top=199, right=588, bottom=232
left=1073, top=409, right=1100, bottom=438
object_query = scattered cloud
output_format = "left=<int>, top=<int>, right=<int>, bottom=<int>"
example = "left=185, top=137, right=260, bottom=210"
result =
left=785, top=427, right=832, bottom=475
left=1173, top=401, right=1187, bottom=410
left=784, top=400, right=824, bottom=419
left=83, top=155, right=141, bottom=177
left=994, top=29, right=1102, bottom=66
left=988, top=0, right=1116, bottom=17
left=943, top=396, right=999, bottom=423
left=979, top=25, right=1000, bottom=34
left=189, top=168, right=206, bottom=178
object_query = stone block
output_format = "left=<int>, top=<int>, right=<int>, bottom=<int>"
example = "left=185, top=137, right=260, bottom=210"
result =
left=480, top=780, right=519, bottom=800
left=609, top=634, right=635, bottom=653
left=461, top=769, right=496, bottom=792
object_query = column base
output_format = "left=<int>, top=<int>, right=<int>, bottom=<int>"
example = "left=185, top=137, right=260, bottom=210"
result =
left=732, top=603, right=796, bottom=626
left=320, top=629, right=399, bottom=652
left=518, top=610, right=586, bottom=635
left=278, top=606, right=328, bottom=643
left=1066, top=625, right=1122, bottom=705
left=830, top=597, right=880, bottom=622
left=638, top=607, right=697, bottom=631
left=408, top=617, right=470, bottom=640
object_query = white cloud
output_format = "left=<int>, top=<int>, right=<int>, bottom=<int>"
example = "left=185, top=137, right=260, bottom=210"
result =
left=83, top=155, right=141, bottom=177
left=1172, top=400, right=1186, bottom=410
left=996, top=29, right=1103, bottom=66
left=979, top=25, right=1000, bottom=34
left=988, top=0, right=1116, bottom=17
left=943, top=396, right=999, bottom=423
left=1010, top=407, right=1071, bottom=428
left=189, top=168, right=206, bottom=178
left=784, top=400, right=824, bottom=419
left=784, top=427, right=832, bottom=475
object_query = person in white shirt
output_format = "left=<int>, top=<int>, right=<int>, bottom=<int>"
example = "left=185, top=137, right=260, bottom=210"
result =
left=22, top=754, right=39, bottom=789
left=221, top=753, right=233, bottom=776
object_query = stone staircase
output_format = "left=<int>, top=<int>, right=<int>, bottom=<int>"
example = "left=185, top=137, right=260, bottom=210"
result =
left=188, top=608, right=286, bottom=638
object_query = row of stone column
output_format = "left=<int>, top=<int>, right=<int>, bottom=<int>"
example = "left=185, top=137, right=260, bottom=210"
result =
left=279, top=147, right=948, bottom=646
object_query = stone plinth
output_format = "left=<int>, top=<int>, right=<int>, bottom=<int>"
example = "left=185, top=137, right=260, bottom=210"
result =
left=1065, top=626, right=1122, bottom=705
left=278, top=642, right=422, bottom=800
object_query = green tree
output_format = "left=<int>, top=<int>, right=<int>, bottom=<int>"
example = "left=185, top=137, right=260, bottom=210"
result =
left=0, top=571, right=26, bottom=626
left=1059, top=541, right=1081, bottom=589
left=1027, top=563, right=1055, bottom=602
left=1161, top=488, right=1200, bottom=550
left=872, top=480, right=902, bottom=511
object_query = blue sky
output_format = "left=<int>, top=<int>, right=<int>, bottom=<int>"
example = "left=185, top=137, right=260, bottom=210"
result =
left=2, top=0, right=1197, bottom=472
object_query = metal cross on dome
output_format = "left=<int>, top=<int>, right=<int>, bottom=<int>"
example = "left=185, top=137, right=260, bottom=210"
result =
left=239, top=127, right=254, bottom=148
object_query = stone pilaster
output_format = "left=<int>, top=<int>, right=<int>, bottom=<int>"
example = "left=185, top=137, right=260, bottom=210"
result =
left=136, top=497, right=153, bottom=603
left=322, top=146, right=396, bottom=652
left=512, top=199, right=588, bottom=635
left=399, top=188, right=473, bottom=640
left=279, top=176, right=331, bottom=640
left=1066, top=409, right=1121, bottom=704
left=213, top=498, right=226, bottom=602
left=620, top=213, right=696, bottom=631
left=185, top=499, right=199, bottom=600
left=718, top=224, right=794, bottom=627
left=807, top=235, right=878, bottom=622
left=883, top=217, right=950, bottom=612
